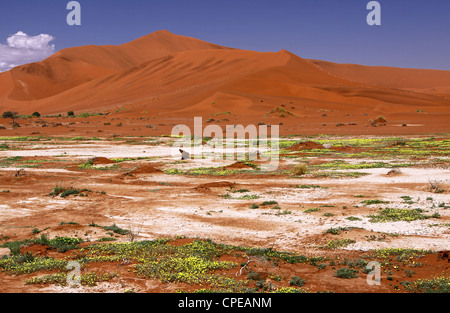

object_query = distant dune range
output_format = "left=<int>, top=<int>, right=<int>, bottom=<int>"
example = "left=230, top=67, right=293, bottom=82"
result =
left=0, top=30, right=449, bottom=135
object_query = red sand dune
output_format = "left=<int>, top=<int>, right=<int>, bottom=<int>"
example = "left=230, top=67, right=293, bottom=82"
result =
left=0, top=30, right=449, bottom=135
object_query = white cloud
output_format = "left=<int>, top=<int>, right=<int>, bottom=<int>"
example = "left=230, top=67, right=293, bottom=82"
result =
left=0, top=31, right=55, bottom=72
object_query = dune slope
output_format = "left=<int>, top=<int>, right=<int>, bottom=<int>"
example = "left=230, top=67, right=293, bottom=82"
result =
left=0, top=30, right=449, bottom=135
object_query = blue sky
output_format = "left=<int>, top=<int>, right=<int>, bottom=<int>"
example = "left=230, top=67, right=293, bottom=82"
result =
left=1, top=0, right=449, bottom=71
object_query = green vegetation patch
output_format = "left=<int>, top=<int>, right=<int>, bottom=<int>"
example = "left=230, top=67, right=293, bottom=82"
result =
left=361, top=199, right=390, bottom=205
left=325, top=227, right=353, bottom=235
left=321, top=239, right=356, bottom=250
left=334, top=267, right=358, bottom=279
left=368, top=208, right=438, bottom=223
left=25, top=272, right=118, bottom=287
left=402, top=275, right=450, bottom=293
left=373, top=248, right=433, bottom=260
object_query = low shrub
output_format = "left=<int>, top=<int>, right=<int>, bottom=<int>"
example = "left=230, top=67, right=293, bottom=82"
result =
left=289, top=276, right=306, bottom=287
left=334, top=267, right=358, bottom=279
left=292, top=163, right=308, bottom=176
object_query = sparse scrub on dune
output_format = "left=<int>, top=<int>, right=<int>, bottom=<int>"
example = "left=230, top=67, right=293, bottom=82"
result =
left=303, top=208, right=320, bottom=213
left=334, top=267, right=358, bottom=279
left=265, top=107, right=298, bottom=118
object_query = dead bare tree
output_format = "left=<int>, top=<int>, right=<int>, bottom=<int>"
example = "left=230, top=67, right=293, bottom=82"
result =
left=127, top=221, right=144, bottom=242
left=236, top=256, right=258, bottom=276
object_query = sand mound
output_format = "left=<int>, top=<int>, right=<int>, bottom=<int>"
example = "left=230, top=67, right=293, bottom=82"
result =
left=91, top=157, right=116, bottom=165
left=224, top=162, right=254, bottom=169
left=128, top=165, right=163, bottom=174
left=194, top=181, right=236, bottom=192
left=288, top=141, right=324, bottom=150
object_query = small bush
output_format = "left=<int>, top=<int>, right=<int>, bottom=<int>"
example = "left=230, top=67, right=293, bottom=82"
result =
left=232, top=189, right=250, bottom=193
left=289, top=276, right=306, bottom=287
left=49, top=186, right=65, bottom=197
left=325, top=227, right=351, bottom=235
left=403, top=275, right=450, bottom=293
left=247, top=271, right=263, bottom=281
left=102, top=224, right=129, bottom=235
left=322, top=239, right=356, bottom=250
left=429, top=180, right=445, bottom=193
left=361, top=199, right=390, bottom=205
left=97, top=237, right=117, bottom=242
left=304, top=208, right=320, bottom=213
left=60, top=189, right=80, bottom=198
left=345, top=216, right=362, bottom=221
left=368, top=208, right=433, bottom=223
left=67, top=111, right=74, bottom=117
left=261, top=201, right=278, bottom=206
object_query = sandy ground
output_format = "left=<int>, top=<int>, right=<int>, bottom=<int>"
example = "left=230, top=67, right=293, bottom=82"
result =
left=1, top=140, right=448, bottom=253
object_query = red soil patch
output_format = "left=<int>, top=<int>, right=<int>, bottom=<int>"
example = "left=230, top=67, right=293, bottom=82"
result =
left=20, top=244, right=50, bottom=257
left=91, top=157, right=116, bottom=165
left=288, top=141, right=324, bottom=150
left=224, top=162, right=253, bottom=169
left=167, top=238, right=195, bottom=246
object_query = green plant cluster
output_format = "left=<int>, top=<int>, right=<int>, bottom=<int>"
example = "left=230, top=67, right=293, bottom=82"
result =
left=25, top=271, right=118, bottom=287
left=0, top=234, right=83, bottom=256
left=368, top=208, right=439, bottom=223
left=321, top=239, right=356, bottom=250
left=0, top=254, right=67, bottom=275
left=402, top=275, right=450, bottom=293
left=49, top=186, right=91, bottom=198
